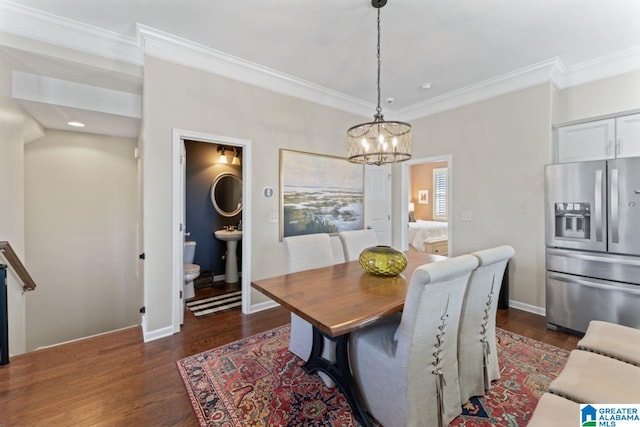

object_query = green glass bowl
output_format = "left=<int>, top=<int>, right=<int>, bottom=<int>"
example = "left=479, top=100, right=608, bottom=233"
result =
left=359, top=245, right=408, bottom=276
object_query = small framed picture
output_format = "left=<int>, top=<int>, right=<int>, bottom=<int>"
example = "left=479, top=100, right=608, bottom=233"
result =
left=418, top=189, right=429, bottom=204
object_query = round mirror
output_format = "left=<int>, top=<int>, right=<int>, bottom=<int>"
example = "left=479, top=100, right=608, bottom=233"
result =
left=211, top=173, right=242, bottom=217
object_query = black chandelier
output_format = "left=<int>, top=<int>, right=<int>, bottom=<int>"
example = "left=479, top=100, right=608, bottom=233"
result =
left=347, top=0, right=411, bottom=166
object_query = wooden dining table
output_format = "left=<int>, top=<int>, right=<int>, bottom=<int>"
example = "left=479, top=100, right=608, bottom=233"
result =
left=251, top=250, right=446, bottom=426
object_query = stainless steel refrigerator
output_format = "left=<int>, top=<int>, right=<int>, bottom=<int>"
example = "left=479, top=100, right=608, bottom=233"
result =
left=545, top=157, right=640, bottom=334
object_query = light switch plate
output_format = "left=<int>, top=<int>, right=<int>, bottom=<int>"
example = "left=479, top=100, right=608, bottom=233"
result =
left=269, top=213, right=278, bottom=223
left=461, top=211, right=471, bottom=221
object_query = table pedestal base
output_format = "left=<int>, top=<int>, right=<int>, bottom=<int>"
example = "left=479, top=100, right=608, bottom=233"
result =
left=302, top=327, right=373, bottom=427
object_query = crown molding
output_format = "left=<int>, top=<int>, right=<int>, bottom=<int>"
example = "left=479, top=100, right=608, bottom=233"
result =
left=1, top=0, right=638, bottom=121
left=397, top=58, right=563, bottom=121
left=398, top=46, right=640, bottom=121
left=137, top=24, right=374, bottom=118
left=0, top=0, right=141, bottom=65
left=556, top=45, right=640, bottom=89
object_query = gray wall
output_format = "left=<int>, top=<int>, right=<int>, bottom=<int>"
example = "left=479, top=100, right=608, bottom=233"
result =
left=141, top=55, right=366, bottom=333
left=554, top=70, right=640, bottom=124
left=24, top=130, right=139, bottom=351
left=0, top=52, right=28, bottom=354
left=391, top=72, right=640, bottom=312
left=393, top=83, right=553, bottom=310
left=143, top=56, right=640, bottom=334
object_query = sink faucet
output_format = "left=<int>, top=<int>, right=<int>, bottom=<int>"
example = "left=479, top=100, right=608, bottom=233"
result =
left=224, top=225, right=236, bottom=231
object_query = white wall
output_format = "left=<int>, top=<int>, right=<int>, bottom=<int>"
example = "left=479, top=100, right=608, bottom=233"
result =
left=390, top=71, right=640, bottom=312
left=24, top=130, right=139, bottom=351
left=0, top=53, right=27, bottom=355
left=555, top=70, right=640, bottom=124
left=141, top=56, right=366, bottom=335
left=393, top=83, right=553, bottom=310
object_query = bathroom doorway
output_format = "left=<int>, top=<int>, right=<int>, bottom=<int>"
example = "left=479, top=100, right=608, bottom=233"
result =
left=400, top=155, right=452, bottom=256
left=171, top=129, right=252, bottom=332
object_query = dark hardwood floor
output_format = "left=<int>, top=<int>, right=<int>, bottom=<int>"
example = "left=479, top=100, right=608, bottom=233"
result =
left=0, top=284, right=579, bottom=426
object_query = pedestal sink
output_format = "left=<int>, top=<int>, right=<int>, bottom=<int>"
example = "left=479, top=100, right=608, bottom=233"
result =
left=214, top=229, right=242, bottom=284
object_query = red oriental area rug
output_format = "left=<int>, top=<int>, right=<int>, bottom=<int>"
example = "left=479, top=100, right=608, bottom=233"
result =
left=176, top=325, right=569, bottom=426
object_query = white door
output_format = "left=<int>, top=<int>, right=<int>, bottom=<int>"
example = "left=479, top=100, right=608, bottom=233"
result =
left=364, top=164, right=391, bottom=245
left=179, top=142, right=186, bottom=325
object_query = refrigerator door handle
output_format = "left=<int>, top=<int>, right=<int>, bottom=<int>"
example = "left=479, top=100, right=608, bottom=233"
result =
left=548, top=272, right=640, bottom=296
left=611, top=168, right=619, bottom=243
left=595, top=169, right=603, bottom=242
left=547, top=248, right=640, bottom=267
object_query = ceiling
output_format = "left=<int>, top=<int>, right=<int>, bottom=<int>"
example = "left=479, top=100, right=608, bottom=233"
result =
left=2, top=0, right=640, bottom=137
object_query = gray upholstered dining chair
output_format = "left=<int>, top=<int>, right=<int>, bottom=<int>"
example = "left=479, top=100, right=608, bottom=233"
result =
left=457, top=245, right=515, bottom=404
left=350, top=254, right=479, bottom=427
left=283, top=233, right=337, bottom=387
left=337, top=229, right=378, bottom=261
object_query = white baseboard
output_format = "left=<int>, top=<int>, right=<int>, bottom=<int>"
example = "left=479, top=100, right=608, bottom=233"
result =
left=249, top=300, right=278, bottom=314
left=34, top=324, right=139, bottom=351
left=142, top=324, right=174, bottom=342
left=508, top=299, right=546, bottom=316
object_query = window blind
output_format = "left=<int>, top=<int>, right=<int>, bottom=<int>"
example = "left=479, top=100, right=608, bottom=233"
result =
left=433, top=168, right=448, bottom=220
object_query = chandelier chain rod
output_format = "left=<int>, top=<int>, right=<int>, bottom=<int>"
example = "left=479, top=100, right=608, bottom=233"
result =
left=376, top=6, right=382, bottom=116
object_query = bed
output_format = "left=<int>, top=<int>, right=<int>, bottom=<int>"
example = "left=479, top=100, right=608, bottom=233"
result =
left=408, top=220, right=448, bottom=252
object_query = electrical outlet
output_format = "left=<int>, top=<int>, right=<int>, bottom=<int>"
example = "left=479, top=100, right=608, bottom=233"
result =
left=269, top=213, right=278, bottom=223
left=461, top=211, right=472, bottom=222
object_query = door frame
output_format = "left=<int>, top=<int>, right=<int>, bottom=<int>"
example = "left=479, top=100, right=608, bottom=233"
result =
left=171, top=129, right=252, bottom=333
left=400, top=154, right=453, bottom=253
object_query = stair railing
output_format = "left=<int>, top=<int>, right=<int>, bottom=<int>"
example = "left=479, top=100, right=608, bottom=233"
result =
left=1, top=264, right=7, bottom=365
left=0, top=241, right=37, bottom=366
left=0, top=241, right=37, bottom=292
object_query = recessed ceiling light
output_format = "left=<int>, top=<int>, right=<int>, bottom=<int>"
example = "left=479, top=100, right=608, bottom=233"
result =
left=386, top=97, right=394, bottom=104
left=421, top=83, right=432, bottom=90
left=67, top=121, right=85, bottom=127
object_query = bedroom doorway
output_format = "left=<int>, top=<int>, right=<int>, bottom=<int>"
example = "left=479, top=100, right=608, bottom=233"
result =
left=400, top=155, right=452, bottom=256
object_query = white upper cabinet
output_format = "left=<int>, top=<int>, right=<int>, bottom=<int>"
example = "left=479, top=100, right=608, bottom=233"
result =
left=556, top=119, right=615, bottom=163
left=556, top=113, right=640, bottom=163
left=616, top=113, right=640, bottom=158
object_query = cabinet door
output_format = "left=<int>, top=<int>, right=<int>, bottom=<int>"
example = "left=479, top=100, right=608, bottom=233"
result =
left=556, top=119, right=615, bottom=163
left=616, top=113, right=640, bottom=158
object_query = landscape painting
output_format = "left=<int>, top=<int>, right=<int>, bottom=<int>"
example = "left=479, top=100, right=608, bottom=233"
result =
left=280, top=149, right=364, bottom=239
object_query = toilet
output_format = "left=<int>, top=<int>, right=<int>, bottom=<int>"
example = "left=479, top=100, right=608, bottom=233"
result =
left=183, top=241, right=200, bottom=300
